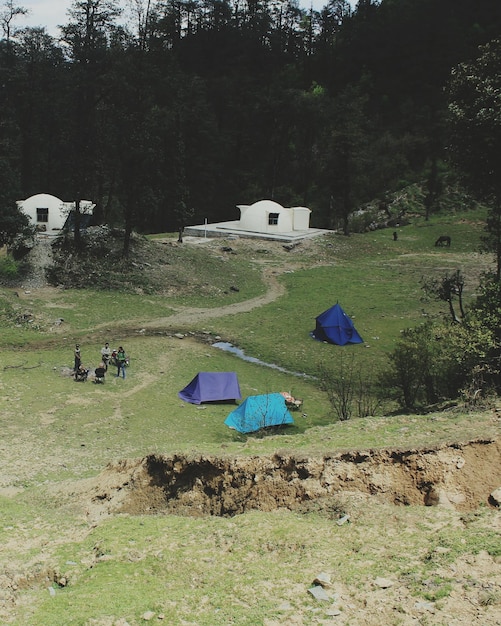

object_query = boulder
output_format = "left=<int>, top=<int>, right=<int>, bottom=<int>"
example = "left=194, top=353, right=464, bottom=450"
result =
left=489, top=487, right=501, bottom=507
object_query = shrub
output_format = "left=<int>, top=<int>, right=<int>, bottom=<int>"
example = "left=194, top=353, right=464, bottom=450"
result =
left=382, top=324, right=434, bottom=409
left=384, top=318, right=499, bottom=410
left=318, top=355, right=381, bottom=420
left=0, top=256, right=20, bottom=279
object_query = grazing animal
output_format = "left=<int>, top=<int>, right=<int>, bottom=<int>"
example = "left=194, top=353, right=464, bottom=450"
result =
left=435, top=235, right=451, bottom=247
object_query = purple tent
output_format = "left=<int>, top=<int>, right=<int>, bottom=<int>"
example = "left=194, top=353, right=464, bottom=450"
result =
left=178, top=372, right=241, bottom=405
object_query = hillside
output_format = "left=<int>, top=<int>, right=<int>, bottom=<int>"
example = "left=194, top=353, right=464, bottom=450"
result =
left=0, top=217, right=500, bottom=625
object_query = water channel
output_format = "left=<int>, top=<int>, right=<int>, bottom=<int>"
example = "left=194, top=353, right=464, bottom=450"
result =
left=212, top=341, right=315, bottom=379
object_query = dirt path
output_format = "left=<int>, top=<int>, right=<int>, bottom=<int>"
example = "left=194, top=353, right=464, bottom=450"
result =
left=143, top=265, right=286, bottom=328
left=86, top=264, right=288, bottom=333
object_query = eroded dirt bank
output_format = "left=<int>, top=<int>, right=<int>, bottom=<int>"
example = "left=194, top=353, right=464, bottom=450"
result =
left=74, top=438, right=501, bottom=521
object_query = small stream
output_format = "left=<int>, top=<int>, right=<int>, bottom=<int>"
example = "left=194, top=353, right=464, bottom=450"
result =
left=212, top=341, right=314, bottom=379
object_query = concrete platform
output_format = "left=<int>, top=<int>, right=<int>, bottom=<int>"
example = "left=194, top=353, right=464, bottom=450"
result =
left=184, top=221, right=332, bottom=243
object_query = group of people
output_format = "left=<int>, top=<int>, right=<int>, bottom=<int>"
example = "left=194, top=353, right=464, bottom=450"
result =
left=73, top=342, right=129, bottom=381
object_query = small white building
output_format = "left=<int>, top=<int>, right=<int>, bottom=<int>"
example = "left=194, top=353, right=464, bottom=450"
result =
left=236, top=200, right=311, bottom=233
left=184, top=199, right=323, bottom=242
left=17, top=193, right=95, bottom=236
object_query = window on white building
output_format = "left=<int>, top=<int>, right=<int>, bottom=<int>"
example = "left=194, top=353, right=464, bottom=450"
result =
left=268, top=213, right=279, bottom=225
left=36, top=208, right=49, bottom=222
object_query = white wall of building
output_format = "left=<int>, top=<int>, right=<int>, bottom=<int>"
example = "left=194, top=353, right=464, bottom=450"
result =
left=237, top=200, right=310, bottom=233
left=17, top=193, right=95, bottom=236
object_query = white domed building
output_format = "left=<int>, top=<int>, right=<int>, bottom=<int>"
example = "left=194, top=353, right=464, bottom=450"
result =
left=185, top=199, right=328, bottom=242
left=17, top=193, right=95, bottom=237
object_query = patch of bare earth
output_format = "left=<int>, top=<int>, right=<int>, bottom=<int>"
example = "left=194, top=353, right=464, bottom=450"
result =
left=31, top=439, right=499, bottom=625
left=62, top=438, right=501, bottom=521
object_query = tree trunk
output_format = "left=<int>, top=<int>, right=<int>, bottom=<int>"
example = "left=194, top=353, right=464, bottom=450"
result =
left=123, top=219, right=132, bottom=259
left=74, top=198, right=81, bottom=248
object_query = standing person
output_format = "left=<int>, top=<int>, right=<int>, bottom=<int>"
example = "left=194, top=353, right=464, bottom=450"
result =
left=116, top=346, right=127, bottom=379
left=101, top=342, right=111, bottom=370
left=74, top=344, right=81, bottom=379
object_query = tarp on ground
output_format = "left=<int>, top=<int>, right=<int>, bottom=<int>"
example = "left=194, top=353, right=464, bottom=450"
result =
left=178, top=371, right=241, bottom=405
left=224, top=393, right=294, bottom=434
left=312, top=302, right=363, bottom=346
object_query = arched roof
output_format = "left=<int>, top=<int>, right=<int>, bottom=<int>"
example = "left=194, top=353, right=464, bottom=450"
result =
left=248, top=200, right=284, bottom=212
left=22, top=193, right=63, bottom=205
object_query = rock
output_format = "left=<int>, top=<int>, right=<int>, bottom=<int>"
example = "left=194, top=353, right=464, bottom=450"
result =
left=313, top=572, right=332, bottom=588
left=174, top=333, right=185, bottom=339
left=141, top=611, right=155, bottom=621
left=447, top=492, right=465, bottom=505
left=336, top=514, right=350, bottom=526
left=308, top=585, right=331, bottom=601
left=277, top=601, right=292, bottom=610
left=414, top=601, right=435, bottom=613
left=325, top=607, right=341, bottom=616
left=373, top=577, right=394, bottom=589
left=424, top=488, right=455, bottom=508
left=489, top=487, right=501, bottom=507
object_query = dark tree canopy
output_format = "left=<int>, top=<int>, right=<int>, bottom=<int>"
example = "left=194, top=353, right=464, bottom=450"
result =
left=447, top=38, right=501, bottom=277
left=0, top=0, right=499, bottom=242
left=447, top=38, right=501, bottom=201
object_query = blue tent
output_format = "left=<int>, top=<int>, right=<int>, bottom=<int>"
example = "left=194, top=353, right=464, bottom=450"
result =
left=178, top=372, right=241, bottom=405
left=224, top=393, right=294, bottom=434
left=312, top=303, right=363, bottom=346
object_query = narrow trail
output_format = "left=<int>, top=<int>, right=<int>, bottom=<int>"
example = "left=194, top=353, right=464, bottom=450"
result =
left=92, top=265, right=288, bottom=333
left=21, top=239, right=53, bottom=289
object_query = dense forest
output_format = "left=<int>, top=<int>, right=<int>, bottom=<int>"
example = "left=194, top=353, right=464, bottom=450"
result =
left=0, top=0, right=500, bottom=237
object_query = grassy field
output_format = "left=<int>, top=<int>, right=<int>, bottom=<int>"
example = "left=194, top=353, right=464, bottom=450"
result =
left=1, top=207, right=500, bottom=625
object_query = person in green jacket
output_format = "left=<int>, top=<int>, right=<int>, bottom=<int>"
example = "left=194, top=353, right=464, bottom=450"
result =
left=116, top=346, right=127, bottom=379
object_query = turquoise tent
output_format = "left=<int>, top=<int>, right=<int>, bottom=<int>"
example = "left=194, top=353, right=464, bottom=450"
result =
left=224, top=393, right=294, bottom=434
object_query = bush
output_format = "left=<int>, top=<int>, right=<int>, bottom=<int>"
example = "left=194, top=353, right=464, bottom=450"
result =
left=0, top=256, right=21, bottom=279
left=381, top=324, right=435, bottom=409
left=383, top=318, right=499, bottom=410
left=318, top=355, right=382, bottom=420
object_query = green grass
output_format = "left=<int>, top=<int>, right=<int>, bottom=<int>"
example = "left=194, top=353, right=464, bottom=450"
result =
left=1, top=207, right=500, bottom=625
left=10, top=501, right=500, bottom=625
left=209, top=212, right=490, bottom=374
